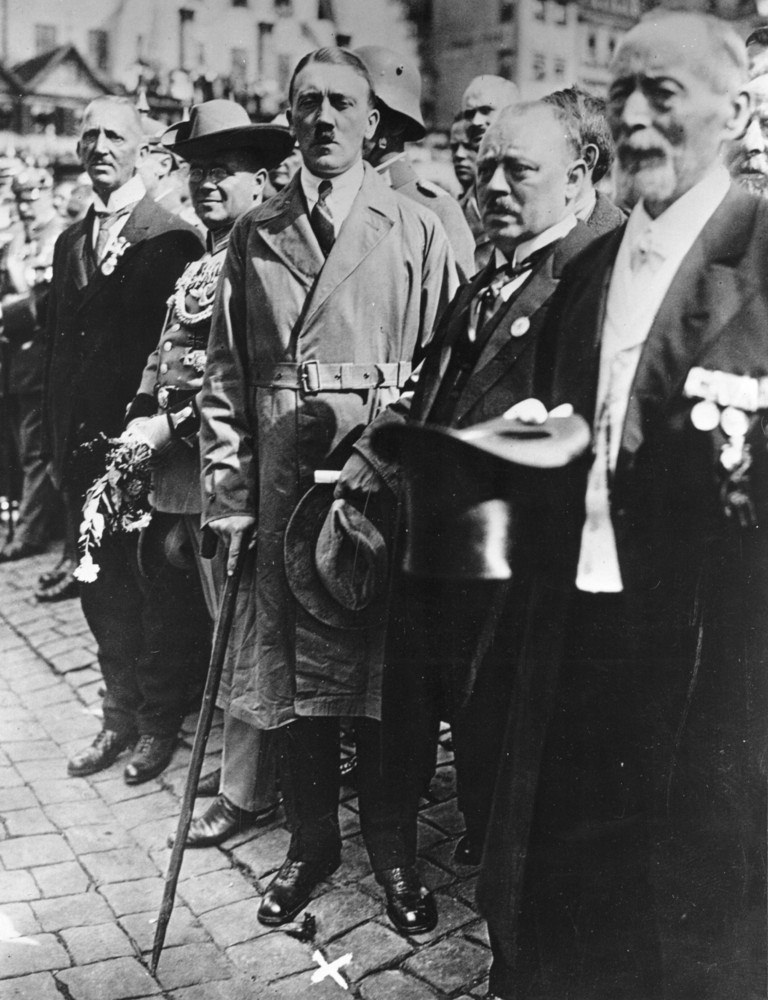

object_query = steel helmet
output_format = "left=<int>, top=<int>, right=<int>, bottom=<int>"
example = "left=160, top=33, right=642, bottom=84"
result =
left=354, top=46, right=426, bottom=142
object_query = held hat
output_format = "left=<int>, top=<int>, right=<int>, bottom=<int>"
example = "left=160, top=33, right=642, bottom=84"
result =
left=162, top=99, right=294, bottom=169
left=371, top=413, right=590, bottom=580
left=284, top=484, right=390, bottom=631
left=353, top=46, right=426, bottom=142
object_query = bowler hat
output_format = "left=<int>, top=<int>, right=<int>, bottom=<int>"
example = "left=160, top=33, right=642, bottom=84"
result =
left=371, top=413, right=590, bottom=580
left=162, top=99, right=294, bottom=169
left=284, top=485, right=390, bottom=631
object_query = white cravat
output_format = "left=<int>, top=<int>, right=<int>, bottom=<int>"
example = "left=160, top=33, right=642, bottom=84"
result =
left=576, top=166, right=731, bottom=593
left=300, top=160, right=365, bottom=236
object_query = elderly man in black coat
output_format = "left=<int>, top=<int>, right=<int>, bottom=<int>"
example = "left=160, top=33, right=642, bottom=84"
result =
left=44, top=96, right=204, bottom=784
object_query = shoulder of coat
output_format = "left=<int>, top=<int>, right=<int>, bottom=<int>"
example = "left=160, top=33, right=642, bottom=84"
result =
left=414, top=179, right=449, bottom=199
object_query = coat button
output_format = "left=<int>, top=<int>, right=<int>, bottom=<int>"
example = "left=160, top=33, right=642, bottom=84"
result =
left=160, top=363, right=169, bottom=374
left=163, top=341, right=173, bottom=351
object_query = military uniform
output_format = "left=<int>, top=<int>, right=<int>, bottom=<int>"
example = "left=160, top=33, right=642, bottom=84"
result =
left=377, top=154, right=475, bottom=280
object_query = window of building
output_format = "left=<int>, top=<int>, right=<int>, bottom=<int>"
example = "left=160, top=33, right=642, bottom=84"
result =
left=498, top=47, right=514, bottom=78
left=533, top=0, right=546, bottom=21
left=553, top=1, right=567, bottom=24
left=532, top=52, right=546, bottom=80
left=586, top=31, right=597, bottom=63
left=257, top=21, right=273, bottom=76
left=608, top=34, right=617, bottom=59
left=554, top=56, right=566, bottom=78
left=88, top=29, right=109, bottom=72
left=500, top=0, right=514, bottom=22
left=231, top=47, right=248, bottom=88
left=34, top=24, right=57, bottom=54
left=318, top=0, right=334, bottom=18
left=274, top=0, right=293, bottom=14
left=232, top=0, right=248, bottom=6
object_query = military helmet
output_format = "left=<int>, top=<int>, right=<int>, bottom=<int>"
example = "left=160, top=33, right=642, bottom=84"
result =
left=353, top=46, right=426, bottom=142
left=12, top=167, right=53, bottom=198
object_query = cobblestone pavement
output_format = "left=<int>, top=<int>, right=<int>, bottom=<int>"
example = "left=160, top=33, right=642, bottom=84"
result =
left=0, top=547, right=492, bottom=999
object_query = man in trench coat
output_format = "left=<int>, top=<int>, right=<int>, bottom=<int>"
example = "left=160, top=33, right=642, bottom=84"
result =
left=199, top=47, right=456, bottom=934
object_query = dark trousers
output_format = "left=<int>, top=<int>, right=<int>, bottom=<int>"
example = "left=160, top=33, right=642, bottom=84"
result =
left=277, top=715, right=418, bottom=873
left=77, top=506, right=211, bottom=736
left=7, top=391, right=57, bottom=548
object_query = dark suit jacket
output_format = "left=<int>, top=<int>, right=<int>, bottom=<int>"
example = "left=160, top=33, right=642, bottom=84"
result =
left=44, top=193, right=202, bottom=488
left=478, top=185, right=768, bottom=994
left=585, top=189, right=625, bottom=236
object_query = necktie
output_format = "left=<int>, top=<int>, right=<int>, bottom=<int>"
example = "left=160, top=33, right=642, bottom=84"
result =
left=310, top=180, right=335, bottom=257
left=629, top=226, right=664, bottom=273
left=94, top=206, right=130, bottom=262
left=467, top=251, right=544, bottom=343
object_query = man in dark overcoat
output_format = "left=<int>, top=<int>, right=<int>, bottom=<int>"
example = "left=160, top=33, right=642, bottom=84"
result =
left=475, top=14, right=768, bottom=999
left=44, top=96, right=203, bottom=783
left=199, top=47, right=456, bottom=934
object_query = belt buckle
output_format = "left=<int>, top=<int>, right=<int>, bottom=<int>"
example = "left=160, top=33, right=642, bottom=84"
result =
left=299, top=360, right=320, bottom=394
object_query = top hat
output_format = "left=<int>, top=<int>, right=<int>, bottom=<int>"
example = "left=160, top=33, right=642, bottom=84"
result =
left=162, top=100, right=294, bottom=169
left=371, top=413, right=590, bottom=580
left=284, top=484, right=391, bottom=631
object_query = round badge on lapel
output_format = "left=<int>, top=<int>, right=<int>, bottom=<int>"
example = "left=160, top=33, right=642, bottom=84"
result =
left=690, top=400, right=720, bottom=432
left=720, top=406, right=750, bottom=438
left=510, top=317, right=530, bottom=338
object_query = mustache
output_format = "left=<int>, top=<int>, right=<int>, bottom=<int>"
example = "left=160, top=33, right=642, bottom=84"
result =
left=616, top=143, right=669, bottom=173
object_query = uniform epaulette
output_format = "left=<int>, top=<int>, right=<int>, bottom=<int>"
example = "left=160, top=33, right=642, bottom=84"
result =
left=415, top=179, right=447, bottom=199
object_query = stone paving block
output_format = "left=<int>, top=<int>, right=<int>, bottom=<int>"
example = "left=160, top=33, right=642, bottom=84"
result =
left=43, top=799, right=116, bottom=829
left=416, top=820, right=447, bottom=851
left=129, top=818, right=179, bottom=854
left=30, top=779, right=98, bottom=807
left=34, top=635, right=84, bottom=660
left=409, top=893, right=476, bottom=944
left=149, top=842, right=231, bottom=879
left=358, top=969, right=439, bottom=1000
left=3, top=809, right=56, bottom=838
left=177, top=868, right=256, bottom=915
left=403, top=937, right=491, bottom=995
left=34, top=712, right=98, bottom=745
left=257, top=969, right=349, bottom=1000
left=110, top=790, right=180, bottom=830
left=0, top=971, right=62, bottom=1000
left=99, top=877, right=164, bottom=917
left=93, top=775, right=164, bottom=805
left=120, top=905, right=209, bottom=953
left=153, top=943, right=234, bottom=990
left=60, top=922, right=135, bottom=964
left=0, top=870, right=39, bottom=903
left=420, top=800, right=468, bottom=837
left=0, top=788, right=38, bottom=813
left=2, top=741, right=60, bottom=763
left=0, top=933, right=70, bottom=978
left=31, top=890, right=113, bottom=931
left=64, top=822, right=135, bottom=855
left=50, top=649, right=98, bottom=674
left=25, top=683, right=72, bottom=709
left=0, top=902, right=41, bottom=936
left=452, top=875, right=478, bottom=909
left=230, top=824, right=291, bottom=879
left=196, top=897, right=271, bottom=949
left=226, top=930, right=316, bottom=981
left=31, top=861, right=90, bottom=897
left=56, top=957, right=160, bottom=999
left=1, top=719, right=45, bottom=743
left=165, top=975, right=258, bottom=1000
left=21, top=627, right=60, bottom=646
left=0, top=833, right=75, bottom=870
left=66, top=666, right=102, bottom=689
left=463, top=917, right=491, bottom=949
left=308, top=886, right=382, bottom=943
left=12, top=759, right=66, bottom=783
left=79, top=847, right=159, bottom=886
left=325, top=836, right=372, bottom=889
left=326, top=920, right=413, bottom=982
left=0, top=767, right=24, bottom=789
left=7, top=669, right=58, bottom=694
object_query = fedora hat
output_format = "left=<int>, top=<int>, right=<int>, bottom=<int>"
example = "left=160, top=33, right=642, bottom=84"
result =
left=371, top=413, right=590, bottom=580
left=284, top=485, right=390, bottom=631
left=162, top=99, right=294, bottom=169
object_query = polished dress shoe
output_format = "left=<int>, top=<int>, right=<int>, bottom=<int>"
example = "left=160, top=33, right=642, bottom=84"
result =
left=0, top=539, right=45, bottom=563
left=174, top=794, right=279, bottom=848
left=123, top=734, right=175, bottom=785
left=377, top=866, right=437, bottom=935
left=257, top=856, right=340, bottom=926
left=196, top=767, right=221, bottom=797
left=68, top=729, right=137, bottom=777
left=453, top=833, right=482, bottom=867
left=35, top=557, right=78, bottom=603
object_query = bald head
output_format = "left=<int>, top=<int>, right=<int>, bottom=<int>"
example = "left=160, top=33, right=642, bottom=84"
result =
left=461, top=74, right=520, bottom=149
left=476, top=101, right=585, bottom=255
left=607, top=13, right=749, bottom=217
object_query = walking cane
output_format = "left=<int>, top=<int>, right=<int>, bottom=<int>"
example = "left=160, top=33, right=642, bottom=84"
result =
left=150, top=525, right=253, bottom=975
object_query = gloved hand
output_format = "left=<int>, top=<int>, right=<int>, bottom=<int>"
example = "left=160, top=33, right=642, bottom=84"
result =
left=502, top=399, right=574, bottom=424
left=125, top=414, right=174, bottom=457
left=334, top=451, right=386, bottom=501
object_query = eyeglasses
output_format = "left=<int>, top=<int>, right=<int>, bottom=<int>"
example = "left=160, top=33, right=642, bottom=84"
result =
left=188, top=166, right=231, bottom=184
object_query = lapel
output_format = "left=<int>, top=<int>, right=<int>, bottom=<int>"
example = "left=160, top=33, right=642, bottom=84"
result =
left=66, top=213, right=92, bottom=294
left=417, top=263, right=495, bottom=421
left=252, top=175, right=324, bottom=289
left=75, top=194, right=156, bottom=314
left=618, top=186, right=756, bottom=466
left=302, top=164, right=396, bottom=324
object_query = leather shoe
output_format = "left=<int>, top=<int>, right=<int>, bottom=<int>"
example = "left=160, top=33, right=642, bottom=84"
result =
left=197, top=767, right=221, bottom=797
left=377, top=866, right=437, bottom=935
left=172, top=794, right=279, bottom=848
left=453, top=833, right=482, bottom=867
left=123, top=734, right=175, bottom=785
left=35, top=557, right=78, bottom=603
left=68, top=729, right=137, bottom=777
left=0, top=539, right=44, bottom=563
left=257, top=856, right=340, bottom=926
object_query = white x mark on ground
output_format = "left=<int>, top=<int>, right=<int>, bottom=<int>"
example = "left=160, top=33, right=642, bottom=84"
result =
left=311, top=948, right=352, bottom=989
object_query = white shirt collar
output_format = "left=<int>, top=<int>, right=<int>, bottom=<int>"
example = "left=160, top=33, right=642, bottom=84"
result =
left=92, top=173, right=146, bottom=214
left=300, top=159, right=365, bottom=206
left=493, top=212, right=578, bottom=270
left=574, top=187, right=597, bottom=222
left=625, top=165, right=731, bottom=260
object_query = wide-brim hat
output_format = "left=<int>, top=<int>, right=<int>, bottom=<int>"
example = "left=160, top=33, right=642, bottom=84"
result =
left=284, top=484, right=390, bottom=631
left=162, top=99, right=294, bottom=169
left=371, top=414, right=590, bottom=580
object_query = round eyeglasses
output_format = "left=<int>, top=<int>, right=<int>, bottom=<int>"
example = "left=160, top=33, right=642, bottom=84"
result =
left=188, top=166, right=231, bottom=184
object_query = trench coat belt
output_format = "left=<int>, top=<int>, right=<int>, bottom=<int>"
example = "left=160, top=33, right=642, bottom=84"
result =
left=249, top=360, right=412, bottom=394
